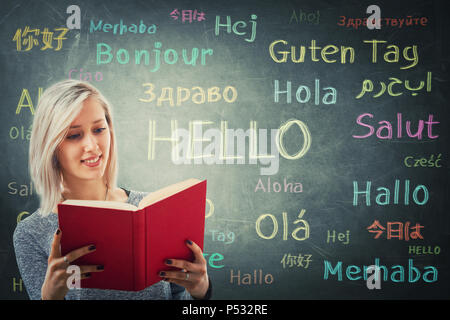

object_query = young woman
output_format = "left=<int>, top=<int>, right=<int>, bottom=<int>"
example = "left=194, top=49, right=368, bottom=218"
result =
left=13, top=80, right=211, bottom=300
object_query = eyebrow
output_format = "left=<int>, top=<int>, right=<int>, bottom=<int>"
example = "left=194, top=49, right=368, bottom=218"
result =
left=69, top=118, right=105, bottom=129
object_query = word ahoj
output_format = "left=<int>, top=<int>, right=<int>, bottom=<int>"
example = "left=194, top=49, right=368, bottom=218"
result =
left=404, top=154, right=442, bottom=168
left=170, top=9, right=205, bottom=23
left=254, top=177, right=303, bottom=193
left=323, top=258, right=438, bottom=283
left=353, top=113, right=439, bottom=140
left=69, top=68, right=103, bottom=82
left=96, top=42, right=213, bottom=72
left=230, top=269, right=274, bottom=285
left=289, top=9, right=320, bottom=25
left=280, top=253, right=312, bottom=269
left=215, top=14, right=257, bottom=43
left=90, top=19, right=157, bottom=35
left=356, top=72, right=432, bottom=98
left=255, top=209, right=309, bottom=241
left=353, top=179, right=429, bottom=206
left=367, top=220, right=424, bottom=241
left=274, top=79, right=337, bottom=105
left=13, top=27, right=69, bottom=52
left=327, top=229, right=350, bottom=244
left=148, top=119, right=311, bottom=175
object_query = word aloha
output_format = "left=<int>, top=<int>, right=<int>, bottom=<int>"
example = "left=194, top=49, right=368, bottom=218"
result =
left=170, top=9, right=206, bottom=23
left=12, top=27, right=68, bottom=51
left=367, top=221, right=424, bottom=241
left=280, top=253, right=312, bottom=269
left=356, top=72, right=432, bottom=98
left=338, top=16, right=428, bottom=29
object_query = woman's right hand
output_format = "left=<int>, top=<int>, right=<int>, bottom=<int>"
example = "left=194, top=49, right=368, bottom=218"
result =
left=41, top=229, right=104, bottom=300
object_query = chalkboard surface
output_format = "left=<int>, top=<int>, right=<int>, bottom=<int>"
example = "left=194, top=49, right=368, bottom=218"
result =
left=1, top=0, right=449, bottom=300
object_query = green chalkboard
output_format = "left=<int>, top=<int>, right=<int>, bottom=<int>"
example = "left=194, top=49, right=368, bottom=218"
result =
left=1, top=0, right=449, bottom=300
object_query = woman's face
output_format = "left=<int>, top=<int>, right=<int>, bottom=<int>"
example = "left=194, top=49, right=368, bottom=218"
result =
left=57, top=96, right=111, bottom=184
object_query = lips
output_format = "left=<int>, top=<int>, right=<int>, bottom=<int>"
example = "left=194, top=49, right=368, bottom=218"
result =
left=81, top=154, right=102, bottom=167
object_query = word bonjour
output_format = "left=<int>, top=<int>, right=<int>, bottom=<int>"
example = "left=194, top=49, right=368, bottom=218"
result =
left=96, top=42, right=213, bottom=72
left=323, top=258, right=438, bottom=283
left=148, top=119, right=311, bottom=175
left=269, top=39, right=419, bottom=70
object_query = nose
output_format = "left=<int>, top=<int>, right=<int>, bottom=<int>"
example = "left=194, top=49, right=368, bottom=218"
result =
left=82, top=132, right=99, bottom=152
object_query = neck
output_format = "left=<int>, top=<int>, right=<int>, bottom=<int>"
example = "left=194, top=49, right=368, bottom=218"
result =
left=62, top=178, right=109, bottom=201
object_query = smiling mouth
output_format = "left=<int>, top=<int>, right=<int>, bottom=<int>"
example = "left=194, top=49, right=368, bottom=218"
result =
left=81, top=154, right=102, bottom=166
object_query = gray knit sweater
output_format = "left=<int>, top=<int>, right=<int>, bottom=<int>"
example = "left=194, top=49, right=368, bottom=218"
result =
left=13, top=190, right=192, bottom=300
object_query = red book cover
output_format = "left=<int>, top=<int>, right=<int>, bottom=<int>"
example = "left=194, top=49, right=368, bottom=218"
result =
left=58, top=179, right=206, bottom=291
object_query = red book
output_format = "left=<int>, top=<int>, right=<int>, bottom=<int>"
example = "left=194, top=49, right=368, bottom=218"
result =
left=58, top=179, right=206, bottom=291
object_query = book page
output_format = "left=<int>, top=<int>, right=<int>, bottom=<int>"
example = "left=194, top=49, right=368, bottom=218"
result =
left=138, top=178, right=202, bottom=209
left=61, top=199, right=139, bottom=211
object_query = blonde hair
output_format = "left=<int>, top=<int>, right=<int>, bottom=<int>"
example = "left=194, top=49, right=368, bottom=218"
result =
left=29, top=80, right=118, bottom=216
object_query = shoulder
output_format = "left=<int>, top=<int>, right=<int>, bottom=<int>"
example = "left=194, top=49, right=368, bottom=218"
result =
left=13, top=209, right=57, bottom=252
left=126, top=189, right=150, bottom=206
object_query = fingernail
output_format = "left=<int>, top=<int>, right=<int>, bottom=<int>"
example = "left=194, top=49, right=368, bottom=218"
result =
left=186, top=239, right=192, bottom=245
left=85, top=273, right=91, bottom=278
left=97, top=265, right=104, bottom=270
left=56, top=229, right=61, bottom=235
left=88, top=245, right=96, bottom=251
left=160, top=271, right=165, bottom=276
left=165, top=259, right=172, bottom=265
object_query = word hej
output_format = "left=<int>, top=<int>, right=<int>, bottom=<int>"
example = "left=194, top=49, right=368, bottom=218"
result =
left=12, top=27, right=68, bottom=51
left=170, top=9, right=205, bottom=23
left=356, top=72, right=432, bottom=98
left=323, top=258, right=437, bottom=283
left=367, top=220, right=424, bottom=241
left=215, top=14, right=257, bottom=43
left=269, top=39, right=419, bottom=70
left=338, top=15, right=428, bottom=29
left=148, top=119, right=311, bottom=175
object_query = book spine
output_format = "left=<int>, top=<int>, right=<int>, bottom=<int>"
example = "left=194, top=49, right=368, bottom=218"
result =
left=132, top=209, right=146, bottom=291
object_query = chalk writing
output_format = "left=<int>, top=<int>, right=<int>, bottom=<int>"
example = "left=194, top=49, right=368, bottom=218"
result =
left=90, top=20, right=157, bottom=35
left=367, top=220, right=424, bottom=241
left=170, top=9, right=206, bottom=23
left=326, top=229, right=350, bottom=244
left=289, top=9, right=320, bottom=25
left=338, top=16, right=428, bottom=29
left=356, top=72, right=432, bottom=98
left=255, top=209, right=309, bottom=241
left=254, top=177, right=303, bottom=193
left=353, top=180, right=429, bottom=206
left=16, top=88, right=43, bottom=115
left=274, top=79, right=337, bottom=105
left=215, top=14, right=257, bottom=43
left=230, top=269, right=274, bottom=285
left=408, top=246, right=441, bottom=255
left=280, top=253, right=312, bottom=269
left=404, top=154, right=442, bottom=168
left=69, top=68, right=103, bottom=82
left=8, top=181, right=34, bottom=197
left=13, top=27, right=68, bottom=51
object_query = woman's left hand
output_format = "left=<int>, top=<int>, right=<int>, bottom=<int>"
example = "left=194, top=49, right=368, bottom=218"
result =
left=160, top=239, right=209, bottom=299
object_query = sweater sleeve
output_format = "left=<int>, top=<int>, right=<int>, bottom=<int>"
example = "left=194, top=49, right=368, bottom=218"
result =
left=13, top=220, right=50, bottom=300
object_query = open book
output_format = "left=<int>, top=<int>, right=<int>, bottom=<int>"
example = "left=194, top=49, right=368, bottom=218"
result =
left=58, top=178, right=207, bottom=291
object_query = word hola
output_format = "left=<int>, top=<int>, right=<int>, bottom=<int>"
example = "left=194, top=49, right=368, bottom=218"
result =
left=255, top=209, right=309, bottom=241
left=323, top=258, right=438, bottom=283
left=215, top=14, right=257, bottom=43
left=274, top=79, right=337, bottom=105
left=353, top=113, right=439, bottom=140
left=353, top=179, right=429, bottom=206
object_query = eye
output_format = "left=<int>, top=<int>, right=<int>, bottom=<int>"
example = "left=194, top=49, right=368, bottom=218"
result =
left=66, top=133, right=80, bottom=140
left=94, top=127, right=107, bottom=134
